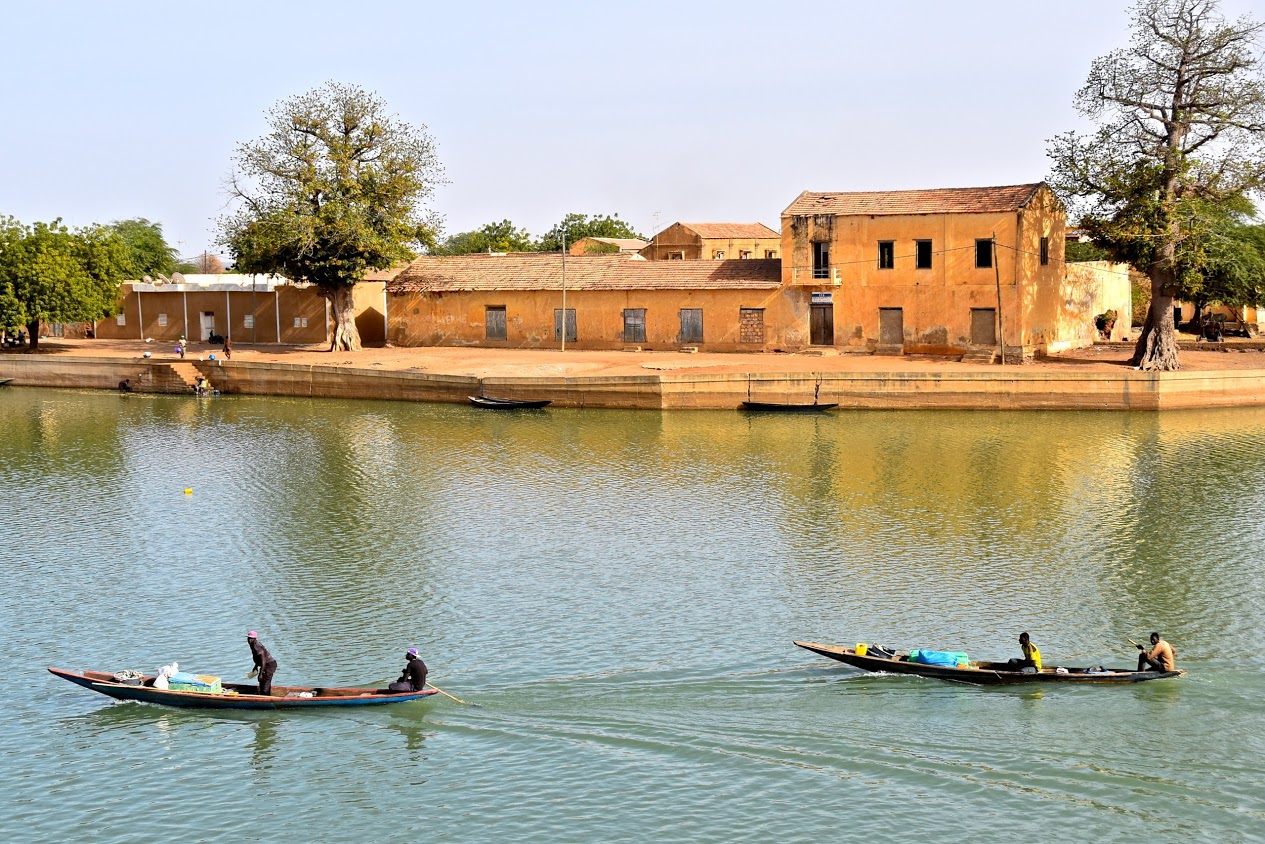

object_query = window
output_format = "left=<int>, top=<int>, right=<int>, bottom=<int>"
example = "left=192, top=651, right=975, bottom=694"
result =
left=243, top=314, right=255, bottom=329
left=294, top=317, right=309, bottom=328
left=1040, top=237, right=1050, bottom=265
left=157, top=313, right=168, bottom=326
left=739, top=250, right=751, bottom=259
left=117, top=314, right=126, bottom=326
left=667, top=251, right=684, bottom=260
left=713, top=250, right=725, bottom=260
left=765, top=250, right=777, bottom=259
left=916, top=240, right=933, bottom=270
left=812, top=242, right=830, bottom=279
left=739, top=308, right=765, bottom=344
left=485, top=306, right=507, bottom=340
left=679, top=308, right=703, bottom=344
left=877, top=241, right=895, bottom=269
left=623, top=308, right=646, bottom=343
left=554, top=308, right=576, bottom=342
left=976, top=239, right=993, bottom=269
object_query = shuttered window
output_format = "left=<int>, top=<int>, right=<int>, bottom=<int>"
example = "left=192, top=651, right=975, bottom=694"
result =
left=486, top=305, right=507, bottom=340
left=623, top=308, right=646, bottom=343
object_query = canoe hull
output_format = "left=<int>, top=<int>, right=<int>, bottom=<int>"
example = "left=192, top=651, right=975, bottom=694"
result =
left=794, top=642, right=1186, bottom=685
left=741, top=401, right=837, bottom=412
left=469, top=396, right=551, bottom=409
left=49, top=667, right=438, bottom=709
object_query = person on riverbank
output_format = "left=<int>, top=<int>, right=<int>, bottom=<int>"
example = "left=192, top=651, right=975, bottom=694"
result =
left=247, top=631, right=278, bottom=695
left=222, top=338, right=232, bottom=360
left=391, top=648, right=428, bottom=692
left=177, top=336, right=187, bottom=359
left=1136, top=632, right=1175, bottom=672
left=1006, top=632, right=1042, bottom=672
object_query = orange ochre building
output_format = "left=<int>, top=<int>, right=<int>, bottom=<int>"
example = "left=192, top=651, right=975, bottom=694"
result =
left=386, top=183, right=1129, bottom=356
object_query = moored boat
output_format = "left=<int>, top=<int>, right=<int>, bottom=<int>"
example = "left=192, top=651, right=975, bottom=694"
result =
left=741, top=401, right=838, bottom=412
left=469, top=395, right=552, bottom=409
left=794, top=641, right=1186, bottom=685
left=49, top=667, right=438, bottom=709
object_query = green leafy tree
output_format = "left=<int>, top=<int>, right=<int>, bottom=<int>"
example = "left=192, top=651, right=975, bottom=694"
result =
left=1047, top=0, right=1265, bottom=370
left=219, top=82, right=443, bottom=351
left=0, top=218, right=130, bottom=350
left=109, top=218, right=178, bottom=278
left=537, top=213, right=644, bottom=253
left=435, top=219, right=536, bottom=255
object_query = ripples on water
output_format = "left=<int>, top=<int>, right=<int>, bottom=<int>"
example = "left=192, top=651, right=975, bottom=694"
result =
left=2, top=388, right=1264, bottom=842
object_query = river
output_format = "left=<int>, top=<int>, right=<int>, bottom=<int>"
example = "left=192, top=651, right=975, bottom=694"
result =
left=2, top=387, right=1262, bottom=843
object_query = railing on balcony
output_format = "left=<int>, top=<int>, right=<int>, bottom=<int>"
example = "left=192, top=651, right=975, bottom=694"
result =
left=790, top=267, right=840, bottom=285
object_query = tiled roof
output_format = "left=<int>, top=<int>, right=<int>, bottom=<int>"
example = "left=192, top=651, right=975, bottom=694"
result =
left=583, top=237, right=648, bottom=250
left=361, top=262, right=410, bottom=282
left=389, top=253, right=782, bottom=293
left=782, top=184, right=1046, bottom=216
left=680, top=222, right=781, bottom=239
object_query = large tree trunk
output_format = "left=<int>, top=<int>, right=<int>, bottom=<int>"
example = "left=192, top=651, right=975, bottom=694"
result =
left=328, top=286, right=362, bottom=352
left=26, top=319, right=40, bottom=352
left=1130, top=286, right=1181, bottom=371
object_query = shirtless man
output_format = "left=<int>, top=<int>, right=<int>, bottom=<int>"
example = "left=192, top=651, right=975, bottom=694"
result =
left=1137, top=632, right=1175, bottom=672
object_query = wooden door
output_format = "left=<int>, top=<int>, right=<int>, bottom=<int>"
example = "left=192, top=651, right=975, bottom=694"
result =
left=879, top=308, right=904, bottom=346
left=970, top=308, right=997, bottom=346
left=810, top=304, right=834, bottom=346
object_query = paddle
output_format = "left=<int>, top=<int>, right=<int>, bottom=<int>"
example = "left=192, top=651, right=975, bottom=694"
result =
left=426, top=683, right=479, bottom=707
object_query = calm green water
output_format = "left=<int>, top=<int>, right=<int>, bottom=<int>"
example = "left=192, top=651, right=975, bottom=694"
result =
left=2, top=387, right=1263, bottom=843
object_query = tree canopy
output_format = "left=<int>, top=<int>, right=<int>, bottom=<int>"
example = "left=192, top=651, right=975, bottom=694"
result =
left=219, top=82, right=443, bottom=351
left=435, top=219, right=535, bottom=255
left=109, top=218, right=179, bottom=278
left=0, top=217, right=130, bottom=349
left=1047, top=0, right=1265, bottom=369
left=537, top=213, right=645, bottom=253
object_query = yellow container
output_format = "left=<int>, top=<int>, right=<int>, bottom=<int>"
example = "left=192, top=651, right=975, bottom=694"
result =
left=855, top=643, right=868, bottom=656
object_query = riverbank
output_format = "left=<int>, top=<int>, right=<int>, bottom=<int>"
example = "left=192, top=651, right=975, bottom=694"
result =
left=4, top=338, right=1265, bottom=409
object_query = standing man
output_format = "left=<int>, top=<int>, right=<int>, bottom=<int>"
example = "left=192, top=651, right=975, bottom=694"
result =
left=1137, top=632, right=1176, bottom=672
left=392, top=648, right=428, bottom=692
left=247, top=631, right=278, bottom=696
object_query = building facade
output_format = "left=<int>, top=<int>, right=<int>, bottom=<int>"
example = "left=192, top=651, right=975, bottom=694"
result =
left=780, top=183, right=1114, bottom=355
left=640, top=223, right=781, bottom=261
left=386, top=253, right=803, bottom=351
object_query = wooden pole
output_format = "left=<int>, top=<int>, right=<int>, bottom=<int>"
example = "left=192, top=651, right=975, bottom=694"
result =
left=992, top=235, right=1006, bottom=366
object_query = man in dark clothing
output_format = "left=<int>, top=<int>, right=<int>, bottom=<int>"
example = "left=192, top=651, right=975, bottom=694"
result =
left=247, top=631, right=278, bottom=696
left=392, top=648, right=428, bottom=692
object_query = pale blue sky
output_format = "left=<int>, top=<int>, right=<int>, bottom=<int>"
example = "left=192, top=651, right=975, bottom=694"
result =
left=2, top=0, right=1261, bottom=258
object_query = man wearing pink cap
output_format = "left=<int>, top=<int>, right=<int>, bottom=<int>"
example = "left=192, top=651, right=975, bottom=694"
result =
left=246, top=631, right=278, bottom=696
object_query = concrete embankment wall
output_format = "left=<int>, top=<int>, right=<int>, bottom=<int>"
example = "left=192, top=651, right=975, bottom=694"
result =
left=4, top=356, right=1265, bottom=411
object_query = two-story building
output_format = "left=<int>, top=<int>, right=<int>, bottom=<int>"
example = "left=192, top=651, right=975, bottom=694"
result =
left=781, top=183, right=1124, bottom=356
left=641, top=223, right=781, bottom=261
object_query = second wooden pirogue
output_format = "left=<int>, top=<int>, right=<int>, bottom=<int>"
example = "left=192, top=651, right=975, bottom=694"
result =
left=794, top=641, right=1186, bottom=685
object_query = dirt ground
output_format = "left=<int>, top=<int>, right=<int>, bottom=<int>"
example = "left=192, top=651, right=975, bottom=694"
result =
left=8, top=336, right=1265, bottom=377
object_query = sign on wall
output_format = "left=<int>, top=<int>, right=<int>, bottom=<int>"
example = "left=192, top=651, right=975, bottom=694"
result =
left=811, top=292, right=833, bottom=304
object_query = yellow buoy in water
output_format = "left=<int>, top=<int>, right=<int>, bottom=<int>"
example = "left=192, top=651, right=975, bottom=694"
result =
left=184, top=488, right=193, bottom=495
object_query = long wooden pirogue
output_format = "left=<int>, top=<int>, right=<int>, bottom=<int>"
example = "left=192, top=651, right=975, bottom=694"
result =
left=794, top=641, right=1186, bottom=685
left=49, top=667, right=438, bottom=709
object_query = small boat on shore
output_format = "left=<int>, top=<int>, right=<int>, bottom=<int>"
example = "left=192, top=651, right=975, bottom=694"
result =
left=0, top=378, right=12, bottom=387
left=794, top=641, right=1186, bottom=685
left=469, top=395, right=551, bottom=409
left=741, top=401, right=837, bottom=412
left=49, top=667, right=438, bottom=709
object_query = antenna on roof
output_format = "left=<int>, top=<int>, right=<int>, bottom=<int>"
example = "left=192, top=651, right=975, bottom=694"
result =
left=171, top=272, right=186, bottom=284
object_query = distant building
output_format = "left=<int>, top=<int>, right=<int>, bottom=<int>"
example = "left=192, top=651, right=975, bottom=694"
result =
left=568, top=237, right=648, bottom=256
left=780, top=183, right=1122, bottom=355
left=386, top=253, right=795, bottom=351
left=641, top=223, right=781, bottom=261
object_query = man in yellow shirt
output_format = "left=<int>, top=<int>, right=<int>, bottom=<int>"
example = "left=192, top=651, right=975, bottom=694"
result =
left=1137, top=632, right=1175, bottom=672
left=1006, top=632, right=1042, bottom=672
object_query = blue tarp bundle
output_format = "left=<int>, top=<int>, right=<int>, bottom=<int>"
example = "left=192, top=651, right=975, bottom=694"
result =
left=909, top=649, right=970, bottom=667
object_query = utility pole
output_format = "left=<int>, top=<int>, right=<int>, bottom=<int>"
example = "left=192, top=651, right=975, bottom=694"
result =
left=560, top=231, right=567, bottom=352
left=992, top=234, right=1006, bottom=366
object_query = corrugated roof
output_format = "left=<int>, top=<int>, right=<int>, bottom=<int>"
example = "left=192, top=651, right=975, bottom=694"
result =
left=782, top=184, right=1046, bottom=216
left=679, top=222, right=781, bottom=239
left=389, top=253, right=782, bottom=293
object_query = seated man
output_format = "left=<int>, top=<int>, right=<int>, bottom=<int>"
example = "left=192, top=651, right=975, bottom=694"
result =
left=390, top=648, right=428, bottom=692
left=1006, top=632, right=1042, bottom=672
left=1137, top=632, right=1175, bottom=672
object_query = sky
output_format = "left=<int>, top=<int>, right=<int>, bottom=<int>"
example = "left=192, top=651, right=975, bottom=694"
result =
left=2, top=0, right=1262, bottom=258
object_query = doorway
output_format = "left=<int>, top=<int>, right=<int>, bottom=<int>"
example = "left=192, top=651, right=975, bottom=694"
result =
left=970, top=308, right=997, bottom=346
left=200, top=312, right=216, bottom=342
left=810, top=304, right=834, bottom=346
left=879, top=308, right=904, bottom=346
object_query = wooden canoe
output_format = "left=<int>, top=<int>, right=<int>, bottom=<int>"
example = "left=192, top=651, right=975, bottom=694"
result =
left=0, top=378, right=12, bottom=386
left=741, top=401, right=838, bottom=412
left=794, top=641, right=1186, bottom=685
left=469, top=395, right=552, bottom=409
left=49, top=667, right=438, bottom=709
